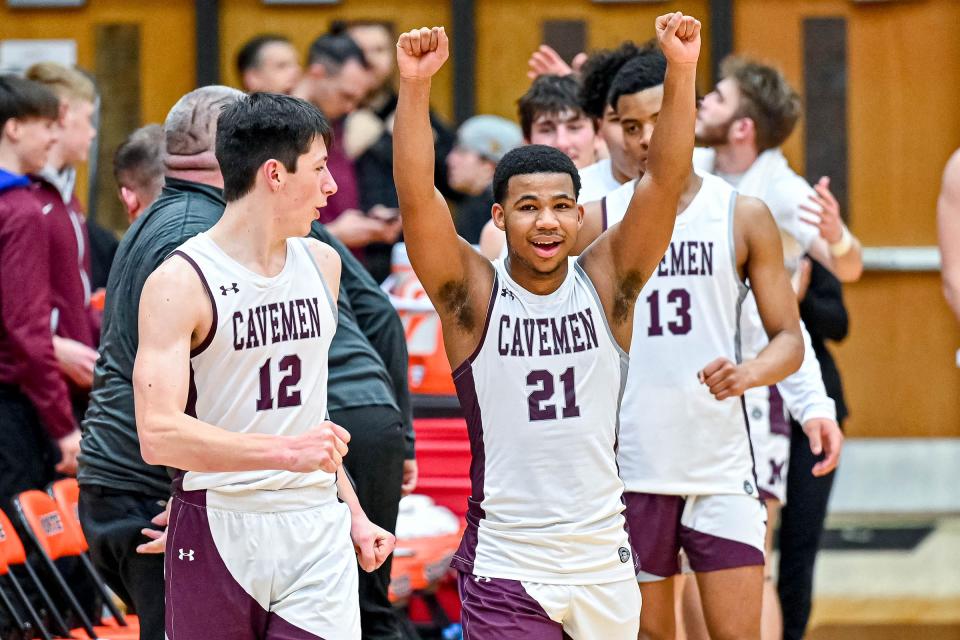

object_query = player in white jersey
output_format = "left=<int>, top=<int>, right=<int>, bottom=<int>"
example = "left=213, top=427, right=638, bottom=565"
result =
left=571, top=49, right=832, bottom=640
left=133, top=93, right=395, bottom=640
left=393, top=16, right=701, bottom=639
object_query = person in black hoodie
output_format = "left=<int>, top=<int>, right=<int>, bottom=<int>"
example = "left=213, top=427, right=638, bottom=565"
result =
left=777, top=255, right=849, bottom=640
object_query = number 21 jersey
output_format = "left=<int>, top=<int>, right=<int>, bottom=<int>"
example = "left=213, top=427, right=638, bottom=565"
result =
left=450, top=258, right=635, bottom=585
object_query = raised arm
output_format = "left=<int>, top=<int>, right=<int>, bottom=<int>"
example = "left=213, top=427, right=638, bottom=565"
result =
left=801, top=177, right=863, bottom=282
left=394, top=27, right=494, bottom=363
left=580, top=13, right=700, bottom=320
left=938, top=150, right=960, bottom=322
left=134, top=256, right=349, bottom=473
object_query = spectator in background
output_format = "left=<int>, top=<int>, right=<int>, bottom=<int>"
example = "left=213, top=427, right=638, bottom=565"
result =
left=295, top=32, right=401, bottom=258
left=446, top=115, right=522, bottom=245
left=26, top=62, right=101, bottom=416
left=114, top=123, right=165, bottom=223
left=518, top=74, right=600, bottom=170
left=938, top=149, right=960, bottom=324
left=0, top=75, right=79, bottom=511
left=236, top=34, right=302, bottom=95
left=339, top=19, right=456, bottom=281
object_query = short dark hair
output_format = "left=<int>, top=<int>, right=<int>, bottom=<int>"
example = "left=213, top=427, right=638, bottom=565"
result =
left=236, top=34, right=292, bottom=76
left=517, top=74, right=591, bottom=140
left=0, top=74, right=60, bottom=132
left=114, top=124, right=165, bottom=191
left=578, top=41, right=650, bottom=119
left=307, top=32, right=369, bottom=72
left=215, top=93, right=333, bottom=202
left=607, top=49, right=668, bottom=112
left=721, top=56, right=801, bottom=152
left=492, top=145, right=581, bottom=205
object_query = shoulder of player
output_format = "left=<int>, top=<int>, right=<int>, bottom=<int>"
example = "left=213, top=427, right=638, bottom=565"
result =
left=301, top=237, right=341, bottom=271
left=734, top=194, right=775, bottom=225
left=140, top=254, right=209, bottom=318
left=943, top=149, right=960, bottom=186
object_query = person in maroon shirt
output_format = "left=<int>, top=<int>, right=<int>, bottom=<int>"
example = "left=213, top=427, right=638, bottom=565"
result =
left=0, top=75, right=81, bottom=512
left=294, top=32, right=402, bottom=257
left=26, top=63, right=100, bottom=414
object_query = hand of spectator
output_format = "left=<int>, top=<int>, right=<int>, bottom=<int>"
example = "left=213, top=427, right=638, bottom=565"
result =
left=656, top=12, right=702, bottom=66
left=799, top=176, right=845, bottom=244
left=351, top=514, right=397, bottom=572
left=794, top=256, right=812, bottom=301
left=136, top=500, right=171, bottom=554
left=802, top=417, right=843, bottom=477
left=526, top=44, right=586, bottom=79
left=401, top=459, right=418, bottom=497
left=53, top=335, right=98, bottom=388
left=55, top=429, right=81, bottom=475
left=327, top=209, right=400, bottom=248
left=396, top=26, right=449, bottom=81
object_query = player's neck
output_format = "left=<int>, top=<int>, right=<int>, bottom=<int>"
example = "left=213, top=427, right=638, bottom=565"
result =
left=711, top=142, right=757, bottom=175
left=208, top=198, right=291, bottom=278
left=676, top=171, right=705, bottom=217
left=0, top=143, right=27, bottom=176
left=505, top=254, right=569, bottom=296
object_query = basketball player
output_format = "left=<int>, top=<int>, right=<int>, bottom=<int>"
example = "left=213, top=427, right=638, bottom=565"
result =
left=393, top=15, right=700, bottom=638
left=133, top=93, right=394, bottom=639
left=939, top=149, right=960, bottom=324
left=571, top=49, right=833, bottom=640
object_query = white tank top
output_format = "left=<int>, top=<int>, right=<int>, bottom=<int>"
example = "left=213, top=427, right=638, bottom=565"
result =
left=605, top=173, right=758, bottom=496
left=450, top=257, right=635, bottom=584
left=172, top=232, right=338, bottom=496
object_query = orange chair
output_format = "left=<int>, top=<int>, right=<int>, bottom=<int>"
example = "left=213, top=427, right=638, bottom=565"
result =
left=14, top=490, right=139, bottom=639
left=48, top=478, right=139, bottom=631
left=0, top=507, right=60, bottom=639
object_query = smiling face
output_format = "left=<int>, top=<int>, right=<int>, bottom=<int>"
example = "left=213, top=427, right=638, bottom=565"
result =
left=494, top=172, right=582, bottom=278
left=527, top=109, right=598, bottom=169
left=273, top=135, right=338, bottom=236
left=617, top=84, right=664, bottom=176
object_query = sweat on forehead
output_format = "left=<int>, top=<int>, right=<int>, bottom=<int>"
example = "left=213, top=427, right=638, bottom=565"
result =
left=492, top=145, right=581, bottom=205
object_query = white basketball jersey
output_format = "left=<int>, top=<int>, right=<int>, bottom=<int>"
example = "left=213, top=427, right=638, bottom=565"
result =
left=606, top=173, right=758, bottom=497
left=450, top=258, right=635, bottom=585
left=172, top=232, right=338, bottom=495
left=578, top=158, right=622, bottom=204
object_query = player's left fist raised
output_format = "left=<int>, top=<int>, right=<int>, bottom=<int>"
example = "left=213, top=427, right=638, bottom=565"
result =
left=351, top=515, right=397, bottom=572
left=397, top=26, right=449, bottom=81
left=698, top=357, right=755, bottom=401
left=655, top=12, right=702, bottom=66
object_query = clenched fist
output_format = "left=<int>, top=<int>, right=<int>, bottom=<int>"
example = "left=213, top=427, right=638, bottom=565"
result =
left=397, top=26, right=449, bottom=81
left=286, top=421, right=351, bottom=473
left=656, top=12, right=702, bottom=66
left=698, top=357, right=755, bottom=401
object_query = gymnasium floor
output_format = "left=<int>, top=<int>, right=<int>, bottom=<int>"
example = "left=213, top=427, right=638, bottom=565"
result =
left=803, top=515, right=960, bottom=639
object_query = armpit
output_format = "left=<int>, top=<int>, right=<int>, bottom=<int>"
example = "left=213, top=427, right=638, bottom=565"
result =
left=613, top=270, right=645, bottom=325
left=438, top=280, right=475, bottom=331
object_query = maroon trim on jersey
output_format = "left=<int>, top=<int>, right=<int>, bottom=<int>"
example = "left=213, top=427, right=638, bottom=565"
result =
left=170, top=250, right=218, bottom=358
left=601, top=196, right=609, bottom=231
left=768, top=385, right=790, bottom=436
left=451, top=272, right=499, bottom=380
left=450, top=364, right=486, bottom=575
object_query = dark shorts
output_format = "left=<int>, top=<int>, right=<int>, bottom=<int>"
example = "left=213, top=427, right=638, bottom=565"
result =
left=623, top=492, right=766, bottom=581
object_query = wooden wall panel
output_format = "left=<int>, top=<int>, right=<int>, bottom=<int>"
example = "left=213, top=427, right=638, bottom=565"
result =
left=219, top=0, right=454, bottom=122
left=734, top=0, right=960, bottom=247
left=835, top=274, right=960, bottom=438
left=475, top=0, right=711, bottom=122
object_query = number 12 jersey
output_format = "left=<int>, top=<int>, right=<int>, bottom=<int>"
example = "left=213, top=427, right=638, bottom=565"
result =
left=450, top=257, right=636, bottom=585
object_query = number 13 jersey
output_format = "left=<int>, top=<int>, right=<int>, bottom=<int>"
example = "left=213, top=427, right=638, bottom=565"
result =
left=604, top=172, right=755, bottom=497
left=171, top=232, right=338, bottom=495
left=450, top=257, right=635, bottom=585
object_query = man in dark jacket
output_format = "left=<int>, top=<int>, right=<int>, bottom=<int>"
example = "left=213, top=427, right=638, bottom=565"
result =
left=0, top=75, right=79, bottom=512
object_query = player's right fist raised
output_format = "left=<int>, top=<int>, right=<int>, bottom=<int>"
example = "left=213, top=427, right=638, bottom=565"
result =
left=655, top=11, right=701, bottom=66
left=287, top=421, right=351, bottom=473
left=397, top=26, right=449, bottom=81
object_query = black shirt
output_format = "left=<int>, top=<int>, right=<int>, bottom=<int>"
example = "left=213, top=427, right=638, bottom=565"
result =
left=799, top=257, right=849, bottom=423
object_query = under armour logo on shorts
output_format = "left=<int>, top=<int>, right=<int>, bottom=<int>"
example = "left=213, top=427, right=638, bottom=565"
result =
left=220, top=283, right=239, bottom=295
left=473, top=576, right=491, bottom=583
left=500, top=288, right=515, bottom=300
left=619, top=547, right=632, bottom=563
left=179, top=548, right=195, bottom=561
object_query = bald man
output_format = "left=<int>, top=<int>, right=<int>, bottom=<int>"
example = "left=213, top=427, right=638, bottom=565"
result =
left=78, top=86, right=244, bottom=640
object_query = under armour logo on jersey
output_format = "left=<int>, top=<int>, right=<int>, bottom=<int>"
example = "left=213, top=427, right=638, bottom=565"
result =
left=178, top=548, right=195, bottom=561
left=220, top=283, right=239, bottom=295
left=473, top=576, right=491, bottom=583
left=768, top=459, right=785, bottom=485
left=500, top=288, right=515, bottom=300
left=618, top=547, right=632, bottom=563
